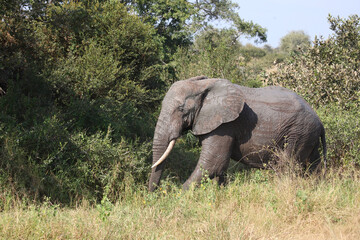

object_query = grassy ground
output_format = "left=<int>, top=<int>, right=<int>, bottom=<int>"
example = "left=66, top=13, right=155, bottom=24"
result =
left=1, top=167, right=360, bottom=240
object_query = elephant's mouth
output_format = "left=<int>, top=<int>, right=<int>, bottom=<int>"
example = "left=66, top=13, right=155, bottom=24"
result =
left=182, top=126, right=192, bottom=133
left=151, top=139, right=176, bottom=168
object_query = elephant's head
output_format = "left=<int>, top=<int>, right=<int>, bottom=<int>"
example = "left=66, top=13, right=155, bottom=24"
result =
left=149, top=76, right=245, bottom=191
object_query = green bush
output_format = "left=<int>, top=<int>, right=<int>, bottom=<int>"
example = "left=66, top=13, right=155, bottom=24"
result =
left=317, top=105, right=360, bottom=166
left=0, top=117, right=152, bottom=204
left=267, top=15, right=360, bottom=109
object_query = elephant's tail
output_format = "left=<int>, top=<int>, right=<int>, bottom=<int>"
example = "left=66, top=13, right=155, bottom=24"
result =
left=320, top=126, right=327, bottom=170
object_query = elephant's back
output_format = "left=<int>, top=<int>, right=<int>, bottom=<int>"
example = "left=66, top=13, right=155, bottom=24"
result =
left=241, top=86, right=303, bottom=115
left=239, top=85, right=323, bottom=147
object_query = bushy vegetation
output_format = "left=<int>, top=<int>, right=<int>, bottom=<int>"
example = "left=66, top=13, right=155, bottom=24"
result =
left=268, top=15, right=360, bottom=108
left=0, top=0, right=360, bottom=237
left=0, top=0, right=166, bottom=204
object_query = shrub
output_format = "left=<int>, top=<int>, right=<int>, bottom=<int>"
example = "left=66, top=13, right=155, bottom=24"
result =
left=0, top=117, right=152, bottom=204
left=267, top=15, right=360, bottom=109
left=317, top=105, right=360, bottom=166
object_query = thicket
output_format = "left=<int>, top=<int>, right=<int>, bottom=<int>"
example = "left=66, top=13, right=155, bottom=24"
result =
left=0, top=0, right=167, bottom=204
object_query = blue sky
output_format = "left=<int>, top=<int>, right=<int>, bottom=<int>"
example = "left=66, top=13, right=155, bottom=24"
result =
left=234, top=0, right=360, bottom=47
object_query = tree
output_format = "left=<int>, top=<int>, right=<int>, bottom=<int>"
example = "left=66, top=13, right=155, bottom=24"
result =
left=279, top=30, right=311, bottom=54
left=191, top=0, right=267, bottom=42
left=122, top=0, right=267, bottom=61
left=174, top=27, right=271, bottom=87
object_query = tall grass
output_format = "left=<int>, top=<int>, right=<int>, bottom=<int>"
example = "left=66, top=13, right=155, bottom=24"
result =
left=1, top=165, right=359, bottom=240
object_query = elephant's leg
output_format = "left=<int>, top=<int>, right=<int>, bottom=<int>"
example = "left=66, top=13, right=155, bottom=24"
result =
left=183, top=127, right=234, bottom=190
left=294, top=138, right=320, bottom=171
left=217, top=173, right=227, bottom=186
left=307, top=145, right=321, bottom=173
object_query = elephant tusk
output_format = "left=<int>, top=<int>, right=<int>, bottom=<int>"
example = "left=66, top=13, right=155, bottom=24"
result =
left=152, top=140, right=176, bottom=168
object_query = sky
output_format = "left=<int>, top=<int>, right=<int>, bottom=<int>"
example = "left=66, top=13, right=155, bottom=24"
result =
left=233, top=0, right=360, bottom=48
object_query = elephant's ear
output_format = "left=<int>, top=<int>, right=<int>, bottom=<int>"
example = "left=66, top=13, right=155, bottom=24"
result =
left=192, top=79, right=245, bottom=135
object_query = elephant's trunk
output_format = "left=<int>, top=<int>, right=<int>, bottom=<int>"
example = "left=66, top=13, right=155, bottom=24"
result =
left=149, top=101, right=183, bottom=191
left=148, top=118, right=172, bottom=192
left=149, top=143, right=167, bottom=192
left=152, top=140, right=175, bottom=168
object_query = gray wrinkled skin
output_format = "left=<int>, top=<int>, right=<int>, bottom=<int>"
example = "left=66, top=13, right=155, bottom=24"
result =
left=149, top=76, right=326, bottom=192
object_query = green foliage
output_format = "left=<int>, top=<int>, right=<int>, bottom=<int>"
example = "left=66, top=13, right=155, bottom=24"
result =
left=173, top=28, right=282, bottom=87
left=0, top=0, right=162, bottom=204
left=240, top=44, right=267, bottom=61
left=268, top=15, right=360, bottom=109
left=36, top=1, right=164, bottom=106
left=175, top=28, right=245, bottom=81
left=0, top=117, right=152, bottom=203
left=123, top=0, right=267, bottom=63
left=123, top=0, right=193, bottom=58
left=317, top=105, right=360, bottom=166
left=191, top=0, right=267, bottom=43
left=279, top=30, right=311, bottom=54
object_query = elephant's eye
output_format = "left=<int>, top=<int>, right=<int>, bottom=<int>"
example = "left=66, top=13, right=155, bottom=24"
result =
left=178, top=106, right=185, bottom=112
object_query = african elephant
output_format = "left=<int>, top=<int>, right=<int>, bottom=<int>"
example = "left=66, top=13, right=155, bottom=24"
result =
left=149, top=76, right=326, bottom=191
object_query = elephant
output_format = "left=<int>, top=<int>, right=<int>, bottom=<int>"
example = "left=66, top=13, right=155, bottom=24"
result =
left=149, top=76, right=327, bottom=191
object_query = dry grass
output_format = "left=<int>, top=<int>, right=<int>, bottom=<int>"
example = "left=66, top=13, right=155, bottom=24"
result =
left=1, top=166, right=360, bottom=239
